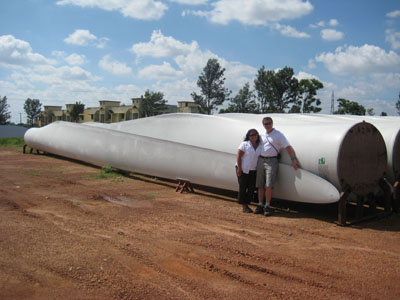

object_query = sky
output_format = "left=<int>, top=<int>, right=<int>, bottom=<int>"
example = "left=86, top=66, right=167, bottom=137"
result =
left=0, top=0, right=399, bottom=123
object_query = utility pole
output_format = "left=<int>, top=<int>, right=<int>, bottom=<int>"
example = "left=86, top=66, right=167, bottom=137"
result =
left=330, top=91, right=335, bottom=114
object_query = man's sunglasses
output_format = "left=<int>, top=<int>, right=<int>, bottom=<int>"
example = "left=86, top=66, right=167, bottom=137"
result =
left=263, top=122, right=272, bottom=126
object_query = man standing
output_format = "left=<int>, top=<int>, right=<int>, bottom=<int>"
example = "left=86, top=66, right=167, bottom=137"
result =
left=255, top=117, right=298, bottom=216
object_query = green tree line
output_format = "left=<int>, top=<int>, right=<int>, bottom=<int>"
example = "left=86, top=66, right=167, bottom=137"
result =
left=192, top=58, right=399, bottom=116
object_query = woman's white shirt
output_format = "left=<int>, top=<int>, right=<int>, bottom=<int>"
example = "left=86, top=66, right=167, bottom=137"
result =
left=238, top=141, right=261, bottom=174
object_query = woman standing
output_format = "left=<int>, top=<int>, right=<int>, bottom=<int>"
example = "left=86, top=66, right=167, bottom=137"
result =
left=236, top=129, right=261, bottom=213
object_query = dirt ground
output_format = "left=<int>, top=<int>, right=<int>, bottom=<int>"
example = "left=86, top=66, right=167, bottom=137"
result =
left=1, top=146, right=400, bottom=300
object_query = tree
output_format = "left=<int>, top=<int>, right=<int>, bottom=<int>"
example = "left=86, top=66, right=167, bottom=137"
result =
left=381, top=111, right=387, bottom=116
left=254, top=66, right=298, bottom=113
left=140, top=90, right=167, bottom=118
left=191, top=58, right=231, bottom=114
left=367, top=108, right=375, bottom=116
left=274, top=67, right=299, bottom=112
left=0, top=96, right=11, bottom=125
left=396, top=92, right=400, bottom=115
left=254, top=66, right=276, bottom=113
left=334, top=98, right=366, bottom=115
left=24, top=98, right=42, bottom=126
left=221, top=83, right=258, bottom=113
left=69, top=101, right=85, bottom=122
left=291, top=78, right=323, bottom=113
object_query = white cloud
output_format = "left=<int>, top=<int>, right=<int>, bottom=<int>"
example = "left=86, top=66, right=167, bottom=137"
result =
left=64, top=29, right=109, bottom=48
left=99, top=55, right=132, bottom=75
left=113, top=84, right=144, bottom=101
left=182, top=9, right=209, bottom=17
left=309, top=21, right=325, bottom=28
left=131, top=30, right=256, bottom=92
left=371, top=72, right=400, bottom=88
left=386, top=29, right=400, bottom=50
left=329, top=19, right=339, bottom=26
left=307, top=58, right=316, bottom=69
left=174, top=49, right=217, bottom=76
left=9, top=64, right=100, bottom=87
left=386, top=10, right=400, bottom=18
left=296, top=71, right=318, bottom=80
left=52, top=50, right=67, bottom=59
left=169, top=0, right=208, bottom=4
left=58, top=65, right=96, bottom=81
left=96, top=37, right=110, bottom=49
left=0, top=35, right=55, bottom=66
left=56, top=0, right=167, bottom=20
left=115, top=84, right=143, bottom=95
left=340, top=85, right=368, bottom=97
left=174, top=49, right=256, bottom=91
left=315, top=44, right=400, bottom=75
left=138, top=62, right=183, bottom=80
left=315, top=80, right=399, bottom=116
left=223, top=61, right=257, bottom=91
left=224, top=61, right=257, bottom=78
left=131, top=30, right=198, bottom=58
left=65, top=53, right=86, bottom=65
left=310, top=19, right=338, bottom=29
left=274, top=24, right=310, bottom=38
left=132, top=30, right=257, bottom=92
left=64, top=29, right=96, bottom=46
left=321, top=29, right=344, bottom=41
left=362, top=98, right=397, bottom=115
left=152, top=78, right=198, bottom=104
left=51, top=51, right=86, bottom=65
left=189, top=0, right=313, bottom=26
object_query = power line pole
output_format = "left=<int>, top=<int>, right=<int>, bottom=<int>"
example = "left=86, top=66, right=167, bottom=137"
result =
left=330, top=91, right=335, bottom=114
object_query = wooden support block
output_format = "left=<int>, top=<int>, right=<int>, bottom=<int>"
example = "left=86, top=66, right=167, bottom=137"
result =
left=337, top=186, right=351, bottom=226
left=378, top=177, right=393, bottom=212
left=355, top=195, right=364, bottom=219
left=393, top=181, right=400, bottom=213
left=176, top=180, right=194, bottom=194
left=367, top=193, right=376, bottom=214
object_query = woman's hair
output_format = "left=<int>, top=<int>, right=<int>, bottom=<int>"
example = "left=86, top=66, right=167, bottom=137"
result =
left=244, top=128, right=260, bottom=145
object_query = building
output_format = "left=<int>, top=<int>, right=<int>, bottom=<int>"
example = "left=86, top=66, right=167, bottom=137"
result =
left=38, top=106, right=65, bottom=127
left=38, top=98, right=198, bottom=127
left=178, top=101, right=200, bottom=113
left=38, top=103, right=84, bottom=126
left=86, top=100, right=123, bottom=123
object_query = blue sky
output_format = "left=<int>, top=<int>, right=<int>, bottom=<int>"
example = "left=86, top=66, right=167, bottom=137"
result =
left=0, top=0, right=399, bottom=123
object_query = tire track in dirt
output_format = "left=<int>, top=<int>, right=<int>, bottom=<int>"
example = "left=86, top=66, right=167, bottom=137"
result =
left=173, top=234, right=379, bottom=300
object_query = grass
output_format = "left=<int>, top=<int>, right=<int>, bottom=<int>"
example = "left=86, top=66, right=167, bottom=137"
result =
left=85, top=165, right=126, bottom=182
left=144, top=193, right=159, bottom=200
left=57, top=166, right=68, bottom=173
left=0, top=137, right=25, bottom=147
left=23, top=169, right=37, bottom=177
